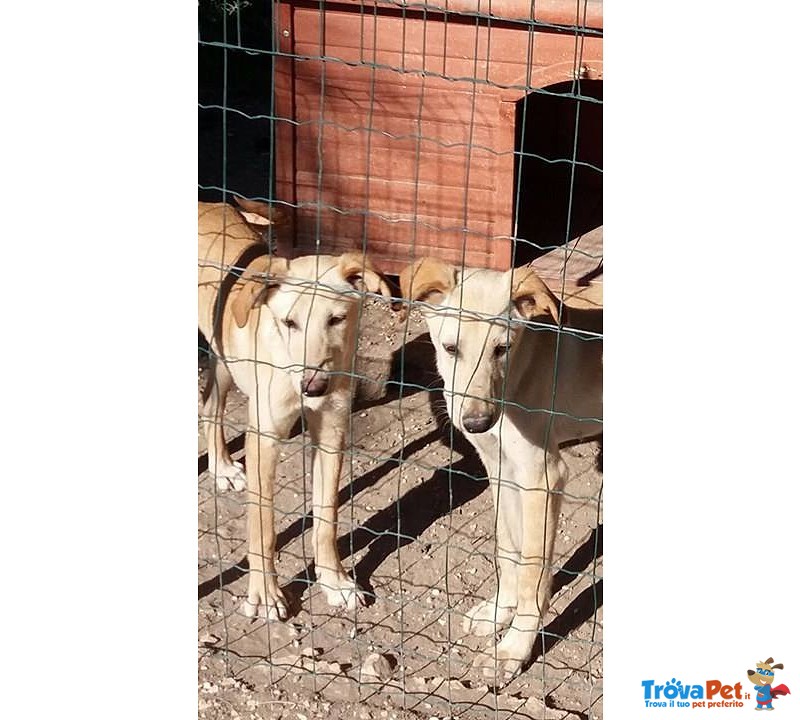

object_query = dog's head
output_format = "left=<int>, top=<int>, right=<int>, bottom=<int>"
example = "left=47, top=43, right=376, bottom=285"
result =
left=747, top=658, right=784, bottom=687
left=400, top=257, right=561, bottom=434
left=232, top=252, right=391, bottom=399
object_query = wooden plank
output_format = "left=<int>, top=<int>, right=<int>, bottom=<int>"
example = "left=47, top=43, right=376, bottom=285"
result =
left=316, top=0, right=604, bottom=29
left=287, top=8, right=602, bottom=90
left=293, top=173, right=499, bottom=224
left=531, top=225, right=602, bottom=308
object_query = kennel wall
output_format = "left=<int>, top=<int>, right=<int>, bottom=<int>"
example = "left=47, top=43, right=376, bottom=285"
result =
left=272, top=0, right=603, bottom=274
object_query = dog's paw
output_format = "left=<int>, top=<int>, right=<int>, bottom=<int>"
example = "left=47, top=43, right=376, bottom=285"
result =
left=473, top=647, right=524, bottom=688
left=318, top=573, right=367, bottom=611
left=472, top=627, right=535, bottom=688
left=242, top=575, right=288, bottom=621
left=462, top=600, right=515, bottom=636
left=214, top=461, right=246, bottom=492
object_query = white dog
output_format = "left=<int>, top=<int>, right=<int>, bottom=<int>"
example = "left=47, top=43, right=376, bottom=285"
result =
left=400, top=257, right=602, bottom=685
left=199, top=200, right=390, bottom=620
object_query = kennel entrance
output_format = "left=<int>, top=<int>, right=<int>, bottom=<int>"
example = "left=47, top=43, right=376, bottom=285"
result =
left=513, top=79, right=603, bottom=264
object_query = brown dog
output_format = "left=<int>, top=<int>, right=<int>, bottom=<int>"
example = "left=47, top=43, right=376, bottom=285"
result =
left=199, top=199, right=391, bottom=620
left=400, top=257, right=602, bottom=685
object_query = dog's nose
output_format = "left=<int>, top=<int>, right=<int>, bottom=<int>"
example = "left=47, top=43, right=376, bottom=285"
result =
left=301, top=370, right=330, bottom=397
left=461, top=412, right=494, bottom=434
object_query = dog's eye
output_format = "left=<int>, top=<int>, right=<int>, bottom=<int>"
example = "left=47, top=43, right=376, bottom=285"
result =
left=282, top=318, right=297, bottom=330
left=442, top=343, right=457, bottom=356
left=328, top=315, right=346, bottom=327
left=494, top=344, right=510, bottom=357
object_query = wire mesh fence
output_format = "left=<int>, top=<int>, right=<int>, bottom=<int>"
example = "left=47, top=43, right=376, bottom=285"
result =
left=199, top=2, right=602, bottom=718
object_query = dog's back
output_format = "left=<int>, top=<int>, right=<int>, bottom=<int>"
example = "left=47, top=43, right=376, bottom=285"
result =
left=512, top=303, right=602, bottom=445
left=198, top=202, right=262, bottom=264
left=197, top=201, right=282, bottom=343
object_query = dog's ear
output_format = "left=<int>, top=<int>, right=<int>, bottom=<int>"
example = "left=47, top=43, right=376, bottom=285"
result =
left=231, top=256, right=289, bottom=328
left=338, top=253, right=392, bottom=298
left=510, top=264, right=562, bottom=325
left=233, top=195, right=290, bottom=228
left=772, top=663, right=784, bottom=670
left=399, top=257, right=456, bottom=306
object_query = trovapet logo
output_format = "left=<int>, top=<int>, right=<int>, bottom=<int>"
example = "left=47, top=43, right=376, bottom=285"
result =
left=640, top=657, right=792, bottom=711
left=641, top=678, right=745, bottom=709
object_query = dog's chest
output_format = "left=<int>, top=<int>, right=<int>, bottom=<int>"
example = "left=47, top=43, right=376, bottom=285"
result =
left=466, top=415, right=544, bottom=479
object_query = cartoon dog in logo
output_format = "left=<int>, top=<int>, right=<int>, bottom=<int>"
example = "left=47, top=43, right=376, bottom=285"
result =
left=747, top=658, right=791, bottom=711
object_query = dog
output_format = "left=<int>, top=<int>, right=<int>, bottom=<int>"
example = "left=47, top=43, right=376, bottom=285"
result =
left=400, top=257, right=602, bottom=685
left=198, top=199, right=391, bottom=620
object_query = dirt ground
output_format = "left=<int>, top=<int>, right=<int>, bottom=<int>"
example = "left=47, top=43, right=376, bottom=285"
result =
left=198, top=301, right=603, bottom=720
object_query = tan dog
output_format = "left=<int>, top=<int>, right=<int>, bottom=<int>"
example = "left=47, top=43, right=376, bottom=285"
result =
left=400, top=257, right=602, bottom=685
left=199, top=200, right=391, bottom=620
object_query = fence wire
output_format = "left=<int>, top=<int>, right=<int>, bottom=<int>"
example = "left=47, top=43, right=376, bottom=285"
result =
left=199, top=1, right=602, bottom=718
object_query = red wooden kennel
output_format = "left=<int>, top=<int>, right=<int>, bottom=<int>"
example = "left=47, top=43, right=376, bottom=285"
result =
left=272, top=0, right=603, bottom=275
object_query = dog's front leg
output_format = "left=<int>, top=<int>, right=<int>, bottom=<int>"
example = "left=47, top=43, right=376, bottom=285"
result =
left=474, top=448, right=565, bottom=686
left=307, top=410, right=365, bottom=611
left=463, top=458, right=519, bottom=635
left=243, top=425, right=290, bottom=621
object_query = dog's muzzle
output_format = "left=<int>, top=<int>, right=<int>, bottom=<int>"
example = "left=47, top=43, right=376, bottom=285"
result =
left=301, top=369, right=330, bottom=397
